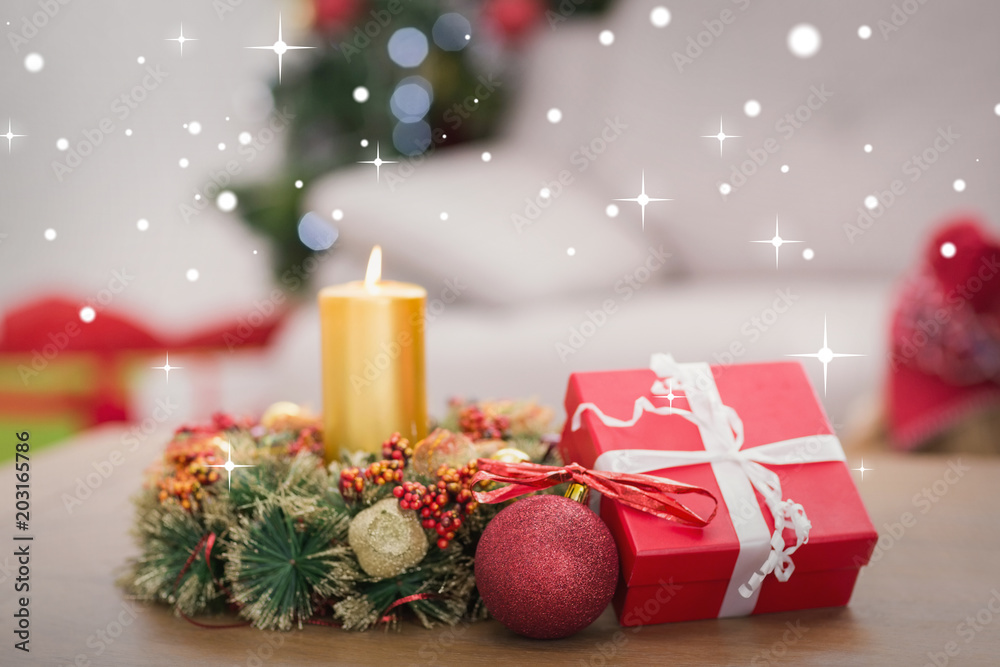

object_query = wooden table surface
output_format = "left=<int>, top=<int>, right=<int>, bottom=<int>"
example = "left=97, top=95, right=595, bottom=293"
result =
left=2, top=425, right=999, bottom=666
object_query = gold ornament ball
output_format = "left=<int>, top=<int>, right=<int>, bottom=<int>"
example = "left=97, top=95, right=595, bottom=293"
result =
left=260, top=401, right=302, bottom=427
left=410, top=429, right=478, bottom=476
left=491, top=448, right=531, bottom=464
left=260, top=401, right=320, bottom=431
left=348, top=498, right=429, bottom=579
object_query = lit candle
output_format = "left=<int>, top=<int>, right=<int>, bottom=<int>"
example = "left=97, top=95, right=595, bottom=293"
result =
left=319, top=246, right=428, bottom=461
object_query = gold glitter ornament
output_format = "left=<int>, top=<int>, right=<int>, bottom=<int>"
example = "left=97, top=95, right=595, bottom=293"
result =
left=490, top=447, right=531, bottom=464
left=409, top=429, right=478, bottom=476
left=348, top=498, right=429, bottom=579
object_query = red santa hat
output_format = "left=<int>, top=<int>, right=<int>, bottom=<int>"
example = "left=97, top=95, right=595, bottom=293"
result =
left=887, top=215, right=1000, bottom=449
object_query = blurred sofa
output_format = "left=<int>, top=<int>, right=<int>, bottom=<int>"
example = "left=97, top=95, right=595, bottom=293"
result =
left=288, top=1, right=999, bottom=432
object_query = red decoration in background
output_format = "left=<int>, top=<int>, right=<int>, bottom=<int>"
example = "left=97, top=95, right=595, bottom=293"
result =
left=482, top=0, right=546, bottom=41
left=922, top=218, right=1000, bottom=313
left=888, top=215, right=1000, bottom=448
left=311, top=0, right=363, bottom=32
left=0, top=296, right=288, bottom=431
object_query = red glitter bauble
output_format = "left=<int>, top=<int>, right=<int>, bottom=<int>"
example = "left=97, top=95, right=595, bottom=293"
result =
left=474, top=495, right=619, bottom=639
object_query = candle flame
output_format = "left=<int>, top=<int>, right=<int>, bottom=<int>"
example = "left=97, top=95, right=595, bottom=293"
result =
left=365, top=245, right=382, bottom=290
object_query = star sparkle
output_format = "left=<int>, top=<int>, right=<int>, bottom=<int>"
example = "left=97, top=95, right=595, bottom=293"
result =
left=357, top=142, right=397, bottom=182
left=3, top=119, right=25, bottom=153
left=851, top=459, right=872, bottom=480
left=151, top=353, right=182, bottom=382
left=166, top=24, right=197, bottom=56
left=653, top=377, right=686, bottom=413
left=246, top=14, right=314, bottom=83
left=207, top=440, right=255, bottom=490
left=787, top=316, right=864, bottom=395
left=613, top=170, right=672, bottom=230
left=702, top=117, right=740, bottom=157
left=752, top=216, right=802, bottom=268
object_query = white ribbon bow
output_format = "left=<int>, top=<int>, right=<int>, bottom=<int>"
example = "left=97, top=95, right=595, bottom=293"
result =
left=571, top=354, right=846, bottom=617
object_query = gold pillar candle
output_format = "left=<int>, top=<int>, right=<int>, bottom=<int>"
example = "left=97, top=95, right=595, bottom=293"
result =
left=319, top=246, right=427, bottom=461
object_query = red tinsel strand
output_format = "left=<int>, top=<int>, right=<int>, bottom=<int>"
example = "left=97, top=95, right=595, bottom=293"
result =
left=171, top=532, right=252, bottom=629
left=378, top=592, right=443, bottom=625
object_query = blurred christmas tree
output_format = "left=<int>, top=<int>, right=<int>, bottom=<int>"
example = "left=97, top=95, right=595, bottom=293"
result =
left=234, top=0, right=613, bottom=287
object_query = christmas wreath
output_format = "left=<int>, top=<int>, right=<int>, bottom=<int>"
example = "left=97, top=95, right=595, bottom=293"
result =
left=119, top=399, right=561, bottom=631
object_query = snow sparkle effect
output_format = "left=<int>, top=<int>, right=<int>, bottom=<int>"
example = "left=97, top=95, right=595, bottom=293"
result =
left=614, top=171, right=672, bottom=230
left=787, top=316, right=863, bottom=395
left=852, top=459, right=872, bottom=480
left=357, top=142, right=398, bottom=182
left=3, top=119, right=26, bottom=153
left=166, top=24, right=196, bottom=56
left=207, top=440, right=256, bottom=490
left=152, top=353, right=182, bottom=382
left=246, top=15, right=314, bottom=83
left=702, top=117, right=740, bottom=157
left=752, top=217, right=801, bottom=268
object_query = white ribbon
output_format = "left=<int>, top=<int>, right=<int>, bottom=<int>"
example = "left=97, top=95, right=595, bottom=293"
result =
left=571, top=354, right=846, bottom=617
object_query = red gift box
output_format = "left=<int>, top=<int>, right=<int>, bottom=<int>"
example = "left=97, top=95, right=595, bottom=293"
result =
left=558, top=355, right=878, bottom=626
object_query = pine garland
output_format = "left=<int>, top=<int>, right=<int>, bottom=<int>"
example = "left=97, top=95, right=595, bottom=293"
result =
left=120, top=400, right=559, bottom=632
left=122, top=494, right=230, bottom=617
left=225, top=498, right=348, bottom=630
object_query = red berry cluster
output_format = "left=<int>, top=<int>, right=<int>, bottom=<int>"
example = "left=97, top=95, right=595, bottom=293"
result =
left=338, top=434, right=413, bottom=500
left=287, top=426, right=324, bottom=457
left=339, top=433, right=484, bottom=549
left=393, top=461, right=479, bottom=549
left=457, top=405, right=510, bottom=441
left=176, top=411, right=252, bottom=436
left=157, top=435, right=224, bottom=510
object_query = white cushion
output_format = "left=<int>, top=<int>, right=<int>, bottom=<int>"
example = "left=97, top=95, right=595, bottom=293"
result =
left=306, top=145, right=676, bottom=305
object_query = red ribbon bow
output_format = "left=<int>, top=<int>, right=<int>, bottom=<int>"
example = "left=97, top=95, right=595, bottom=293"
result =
left=471, top=459, right=718, bottom=527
